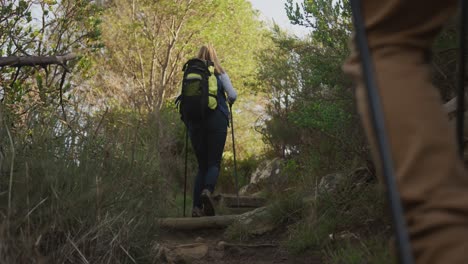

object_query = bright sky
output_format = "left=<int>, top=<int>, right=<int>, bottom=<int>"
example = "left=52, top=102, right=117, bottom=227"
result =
left=248, top=0, right=310, bottom=37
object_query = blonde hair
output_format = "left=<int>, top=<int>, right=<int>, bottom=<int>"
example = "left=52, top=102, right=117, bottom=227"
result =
left=197, top=44, right=225, bottom=75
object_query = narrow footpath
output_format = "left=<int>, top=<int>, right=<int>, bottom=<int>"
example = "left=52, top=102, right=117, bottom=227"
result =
left=155, top=194, right=322, bottom=264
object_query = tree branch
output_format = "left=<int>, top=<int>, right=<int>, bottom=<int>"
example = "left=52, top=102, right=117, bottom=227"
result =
left=0, top=53, right=78, bottom=68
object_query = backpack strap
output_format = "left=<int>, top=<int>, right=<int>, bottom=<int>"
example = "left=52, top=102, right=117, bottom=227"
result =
left=182, top=60, right=190, bottom=72
left=175, top=94, right=182, bottom=106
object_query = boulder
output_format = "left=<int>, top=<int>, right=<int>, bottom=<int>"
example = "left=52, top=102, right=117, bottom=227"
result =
left=318, top=172, right=345, bottom=194
left=240, top=158, right=284, bottom=195
left=318, top=167, right=376, bottom=195
left=347, top=166, right=376, bottom=185
left=226, top=206, right=277, bottom=237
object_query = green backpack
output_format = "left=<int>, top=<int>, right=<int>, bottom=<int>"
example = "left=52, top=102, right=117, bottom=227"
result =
left=176, top=58, right=218, bottom=122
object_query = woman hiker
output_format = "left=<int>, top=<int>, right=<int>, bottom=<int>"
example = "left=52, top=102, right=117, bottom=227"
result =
left=187, top=44, right=237, bottom=217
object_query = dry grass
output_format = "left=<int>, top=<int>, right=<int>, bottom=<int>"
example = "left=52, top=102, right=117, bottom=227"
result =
left=0, top=108, right=185, bottom=263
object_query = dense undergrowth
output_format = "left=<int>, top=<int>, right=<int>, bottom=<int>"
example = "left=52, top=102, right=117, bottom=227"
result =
left=0, top=108, right=183, bottom=263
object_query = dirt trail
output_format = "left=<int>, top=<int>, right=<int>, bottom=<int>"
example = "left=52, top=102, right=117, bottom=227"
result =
left=155, top=194, right=322, bottom=264
left=158, top=228, right=321, bottom=264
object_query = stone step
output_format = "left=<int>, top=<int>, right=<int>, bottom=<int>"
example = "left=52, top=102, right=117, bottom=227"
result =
left=213, top=194, right=266, bottom=208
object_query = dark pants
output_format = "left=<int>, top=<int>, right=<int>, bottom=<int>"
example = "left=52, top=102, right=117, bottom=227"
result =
left=187, top=109, right=228, bottom=208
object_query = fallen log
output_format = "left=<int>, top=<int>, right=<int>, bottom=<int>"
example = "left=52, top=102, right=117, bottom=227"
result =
left=158, top=215, right=239, bottom=230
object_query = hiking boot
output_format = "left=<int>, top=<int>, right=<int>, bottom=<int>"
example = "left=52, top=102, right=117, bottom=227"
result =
left=192, top=207, right=204, bottom=217
left=200, top=189, right=215, bottom=216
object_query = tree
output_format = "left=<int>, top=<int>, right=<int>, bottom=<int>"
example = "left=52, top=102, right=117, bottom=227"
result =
left=0, top=0, right=101, bottom=123
left=286, top=0, right=352, bottom=88
left=257, top=0, right=366, bottom=170
left=96, top=0, right=267, bottom=113
left=256, top=26, right=300, bottom=156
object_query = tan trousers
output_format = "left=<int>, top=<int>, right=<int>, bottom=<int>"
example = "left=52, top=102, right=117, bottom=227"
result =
left=343, top=1, right=468, bottom=263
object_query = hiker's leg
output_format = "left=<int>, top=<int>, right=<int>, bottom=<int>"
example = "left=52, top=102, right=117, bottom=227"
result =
left=343, top=1, right=468, bottom=263
left=188, top=122, right=208, bottom=209
left=192, top=169, right=204, bottom=209
left=204, top=110, right=228, bottom=192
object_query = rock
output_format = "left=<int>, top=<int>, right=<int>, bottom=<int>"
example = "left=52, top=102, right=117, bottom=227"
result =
left=338, top=231, right=359, bottom=240
left=155, top=243, right=208, bottom=264
left=228, top=206, right=277, bottom=236
left=249, top=223, right=276, bottom=235
left=318, top=172, right=344, bottom=194
left=348, top=166, right=376, bottom=185
left=216, top=241, right=227, bottom=250
left=239, top=184, right=256, bottom=195
left=166, top=243, right=209, bottom=264
left=238, top=206, right=268, bottom=223
left=328, top=231, right=359, bottom=241
left=250, top=191, right=264, bottom=198
left=240, top=158, right=284, bottom=195
left=316, top=168, right=377, bottom=196
left=250, top=158, right=283, bottom=184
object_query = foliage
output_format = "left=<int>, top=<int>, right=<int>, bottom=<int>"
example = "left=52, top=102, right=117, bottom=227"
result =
left=0, top=1, right=33, bottom=57
left=95, top=0, right=269, bottom=112
left=283, top=178, right=390, bottom=257
left=0, top=0, right=101, bottom=97
left=253, top=0, right=362, bottom=177
left=94, top=0, right=270, bottom=162
left=431, top=18, right=460, bottom=101
left=325, top=238, right=395, bottom=264
left=257, top=25, right=366, bottom=174
left=286, top=0, right=352, bottom=87
left=267, top=191, right=306, bottom=225
left=224, top=221, right=252, bottom=242
left=0, top=108, right=174, bottom=263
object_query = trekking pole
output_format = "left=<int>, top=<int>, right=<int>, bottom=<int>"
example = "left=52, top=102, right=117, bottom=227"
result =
left=183, top=127, right=188, bottom=217
left=229, top=103, right=240, bottom=207
left=349, top=1, right=414, bottom=263
left=457, top=0, right=467, bottom=157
